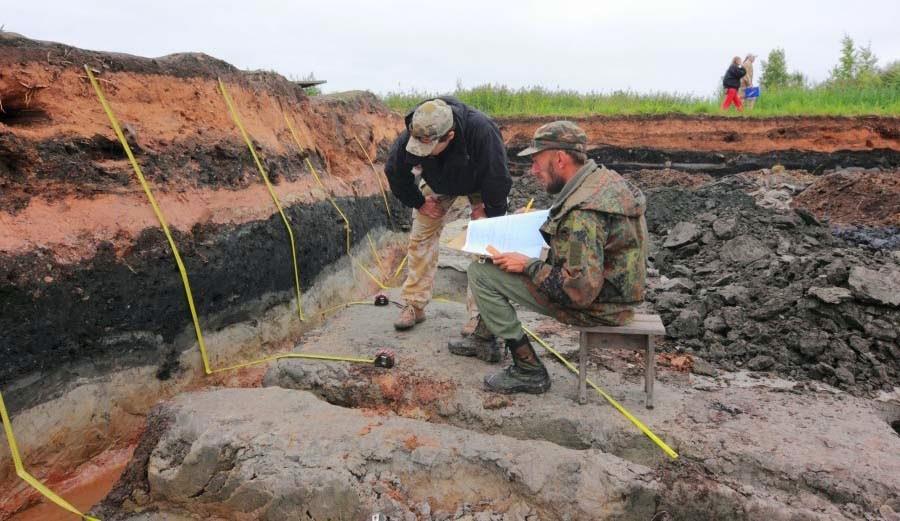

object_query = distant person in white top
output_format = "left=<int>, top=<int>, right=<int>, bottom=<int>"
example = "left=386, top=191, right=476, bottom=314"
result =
left=740, top=54, right=757, bottom=110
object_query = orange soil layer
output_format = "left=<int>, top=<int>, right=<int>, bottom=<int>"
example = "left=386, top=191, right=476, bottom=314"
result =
left=0, top=170, right=388, bottom=264
left=1, top=66, right=401, bottom=179
left=1, top=57, right=403, bottom=264
left=3, top=446, right=133, bottom=521
left=498, top=115, right=900, bottom=154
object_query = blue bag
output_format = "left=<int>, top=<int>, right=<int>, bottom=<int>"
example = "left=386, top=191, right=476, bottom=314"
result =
left=744, top=86, right=760, bottom=99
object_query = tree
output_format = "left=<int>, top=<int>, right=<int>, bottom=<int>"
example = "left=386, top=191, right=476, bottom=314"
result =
left=788, top=71, right=807, bottom=88
left=829, top=34, right=857, bottom=82
left=760, top=48, right=790, bottom=89
left=855, top=43, right=880, bottom=85
left=881, top=60, right=900, bottom=88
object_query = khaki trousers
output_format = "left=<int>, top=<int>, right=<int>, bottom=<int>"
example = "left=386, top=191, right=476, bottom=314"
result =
left=401, top=184, right=478, bottom=320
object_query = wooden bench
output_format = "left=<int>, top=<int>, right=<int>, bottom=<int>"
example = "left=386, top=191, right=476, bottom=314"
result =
left=575, top=313, right=666, bottom=408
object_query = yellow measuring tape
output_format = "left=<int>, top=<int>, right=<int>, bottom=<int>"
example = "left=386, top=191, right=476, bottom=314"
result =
left=367, top=232, right=386, bottom=274
left=85, top=66, right=213, bottom=376
left=352, top=133, right=394, bottom=227
left=281, top=111, right=390, bottom=290
left=522, top=325, right=679, bottom=460
left=393, top=254, right=408, bottom=280
left=218, top=79, right=305, bottom=322
left=1, top=391, right=101, bottom=520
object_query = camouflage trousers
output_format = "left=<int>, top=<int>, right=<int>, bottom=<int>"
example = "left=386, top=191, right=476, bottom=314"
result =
left=401, top=184, right=479, bottom=319
left=468, top=261, right=635, bottom=342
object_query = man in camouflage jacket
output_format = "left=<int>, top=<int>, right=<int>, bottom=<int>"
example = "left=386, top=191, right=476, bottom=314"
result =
left=449, top=121, right=648, bottom=394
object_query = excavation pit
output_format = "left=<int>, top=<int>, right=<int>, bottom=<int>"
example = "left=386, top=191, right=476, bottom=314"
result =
left=2, top=32, right=899, bottom=521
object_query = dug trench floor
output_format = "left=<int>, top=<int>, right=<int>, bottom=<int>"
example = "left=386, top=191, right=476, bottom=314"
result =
left=90, top=223, right=900, bottom=521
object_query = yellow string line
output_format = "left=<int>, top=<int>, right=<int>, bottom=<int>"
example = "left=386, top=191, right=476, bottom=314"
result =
left=392, top=254, right=408, bottom=280
left=206, top=300, right=387, bottom=372
left=85, top=66, right=212, bottom=375
left=281, top=112, right=389, bottom=290
left=522, top=326, right=679, bottom=460
left=316, top=300, right=374, bottom=318
left=2, top=391, right=102, bottom=520
left=218, top=79, right=305, bottom=323
left=352, top=133, right=394, bottom=225
left=355, top=261, right=390, bottom=290
left=366, top=232, right=386, bottom=275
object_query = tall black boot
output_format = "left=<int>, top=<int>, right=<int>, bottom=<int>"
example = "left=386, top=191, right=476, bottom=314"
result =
left=483, top=336, right=551, bottom=394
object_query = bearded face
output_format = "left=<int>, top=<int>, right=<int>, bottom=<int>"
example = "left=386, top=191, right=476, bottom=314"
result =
left=532, top=151, right=566, bottom=194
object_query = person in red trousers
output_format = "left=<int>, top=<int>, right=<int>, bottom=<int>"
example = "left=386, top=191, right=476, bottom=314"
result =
left=721, top=56, right=747, bottom=112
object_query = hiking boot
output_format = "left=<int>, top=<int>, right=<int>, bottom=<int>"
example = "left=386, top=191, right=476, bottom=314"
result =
left=460, top=314, right=492, bottom=340
left=483, top=336, right=550, bottom=394
left=393, top=304, right=425, bottom=331
left=447, top=336, right=503, bottom=363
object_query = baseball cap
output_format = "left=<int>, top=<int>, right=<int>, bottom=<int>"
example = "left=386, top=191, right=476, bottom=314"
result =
left=517, top=120, right=588, bottom=157
left=406, top=99, right=454, bottom=157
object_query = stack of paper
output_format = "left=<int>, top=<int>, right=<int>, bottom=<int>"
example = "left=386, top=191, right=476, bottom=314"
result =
left=454, top=210, right=549, bottom=258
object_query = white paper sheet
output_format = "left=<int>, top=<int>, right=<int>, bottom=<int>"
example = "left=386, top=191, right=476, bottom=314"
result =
left=461, top=210, right=550, bottom=258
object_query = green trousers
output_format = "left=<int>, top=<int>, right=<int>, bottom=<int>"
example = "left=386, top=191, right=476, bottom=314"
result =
left=468, top=261, right=635, bottom=342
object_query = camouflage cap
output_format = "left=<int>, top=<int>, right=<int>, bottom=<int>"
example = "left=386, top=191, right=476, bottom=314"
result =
left=406, top=99, right=454, bottom=157
left=517, top=121, right=588, bottom=157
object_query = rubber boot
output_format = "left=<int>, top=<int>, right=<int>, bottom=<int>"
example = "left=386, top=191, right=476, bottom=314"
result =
left=483, top=336, right=551, bottom=394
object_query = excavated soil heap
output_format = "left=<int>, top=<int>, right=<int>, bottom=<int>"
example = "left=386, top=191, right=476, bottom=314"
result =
left=641, top=175, right=900, bottom=395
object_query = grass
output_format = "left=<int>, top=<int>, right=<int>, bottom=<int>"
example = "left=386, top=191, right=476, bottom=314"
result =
left=381, top=84, right=900, bottom=117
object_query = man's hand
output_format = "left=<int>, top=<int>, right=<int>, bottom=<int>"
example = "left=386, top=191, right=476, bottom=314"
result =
left=470, top=203, right=487, bottom=220
left=418, top=196, right=446, bottom=219
left=491, top=251, right=532, bottom=274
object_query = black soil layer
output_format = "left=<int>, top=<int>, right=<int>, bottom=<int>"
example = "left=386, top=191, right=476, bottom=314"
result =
left=0, top=132, right=329, bottom=213
left=0, top=195, right=409, bottom=412
left=507, top=146, right=900, bottom=177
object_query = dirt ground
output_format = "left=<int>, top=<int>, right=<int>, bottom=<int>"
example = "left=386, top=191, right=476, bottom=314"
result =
left=93, top=293, right=900, bottom=520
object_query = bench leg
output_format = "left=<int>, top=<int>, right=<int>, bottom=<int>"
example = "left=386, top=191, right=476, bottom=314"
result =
left=645, top=335, right=655, bottom=409
left=578, top=332, right=588, bottom=404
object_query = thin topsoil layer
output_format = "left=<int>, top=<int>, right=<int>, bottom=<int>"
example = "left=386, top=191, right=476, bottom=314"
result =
left=499, top=114, right=900, bottom=154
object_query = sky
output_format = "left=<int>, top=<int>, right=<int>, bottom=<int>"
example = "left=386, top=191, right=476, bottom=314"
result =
left=5, top=0, right=899, bottom=97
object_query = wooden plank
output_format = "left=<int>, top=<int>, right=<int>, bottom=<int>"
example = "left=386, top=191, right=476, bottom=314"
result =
left=578, top=333, right=588, bottom=404
left=578, top=325, right=665, bottom=335
left=583, top=332, right=647, bottom=351
left=575, top=313, right=666, bottom=336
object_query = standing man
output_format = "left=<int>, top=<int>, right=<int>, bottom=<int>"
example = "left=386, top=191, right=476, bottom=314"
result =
left=453, top=121, right=648, bottom=394
left=385, top=97, right=511, bottom=333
